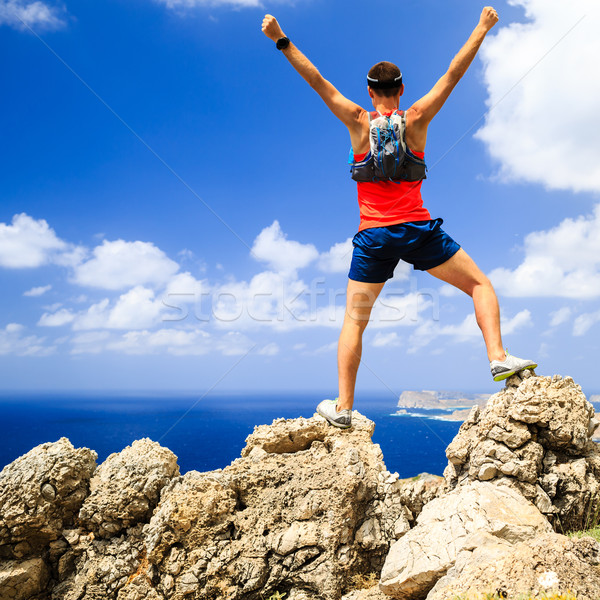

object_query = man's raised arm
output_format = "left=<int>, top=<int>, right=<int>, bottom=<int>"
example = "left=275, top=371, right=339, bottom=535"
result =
left=408, top=7, right=499, bottom=133
left=261, top=15, right=364, bottom=135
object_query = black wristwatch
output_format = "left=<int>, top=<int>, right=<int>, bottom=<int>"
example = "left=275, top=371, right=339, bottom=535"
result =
left=276, top=37, right=290, bottom=50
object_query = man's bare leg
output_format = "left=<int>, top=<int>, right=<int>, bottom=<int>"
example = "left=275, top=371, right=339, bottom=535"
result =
left=337, top=279, right=386, bottom=412
left=427, top=249, right=505, bottom=362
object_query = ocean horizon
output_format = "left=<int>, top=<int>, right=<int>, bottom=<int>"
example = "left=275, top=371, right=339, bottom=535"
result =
left=3, top=389, right=598, bottom=479
left=0, top=390, right=467, bottom=479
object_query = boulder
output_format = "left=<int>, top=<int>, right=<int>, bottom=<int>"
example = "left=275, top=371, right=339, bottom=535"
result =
left=428, top=533, right=600, bottom=600
left=379, top=480, right=552, bottom=598
left=444, top=372, right=600, bottom=530
left=0, top=557, right=50, bottom=600
left=78, top=438, right=179, bottom=538
left=0, top=437, right=96, bottom=558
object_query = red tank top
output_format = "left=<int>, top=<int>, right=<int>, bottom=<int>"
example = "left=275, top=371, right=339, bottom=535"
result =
left=355, top=111, right=431, bottom=231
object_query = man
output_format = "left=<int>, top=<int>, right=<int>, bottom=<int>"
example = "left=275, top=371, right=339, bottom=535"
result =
left=261, top=8, right=536, bottom=429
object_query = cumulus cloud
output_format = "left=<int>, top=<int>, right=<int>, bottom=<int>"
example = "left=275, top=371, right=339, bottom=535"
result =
left=38, top=308, right=75, bottom=327
left=317, top=238, right=353, bottom=274
left=251, top=221, right=318, bottom=275
left=70, top=327, right=257, bottom=356
left=489, top=204, right=600, bottom=298
left=371, top=331, right=402, bottom=348
left=258, top=342, right=279, bottom=356
left=107, top=328, right=212, bottom=355
left=0, top=322, right=55, bottom=356
left=155, top=0, right=261, bottom=9
left=73, top=239, right=179, bottom=290
left=476, top=0, right=600, bottom=192
left=549, top=307, right=572, bottom=327
left=23, top=284, right=52, bottom=297
left=0, top=214, right=69, bottom=268
left=409, top=309, right=532, bottom=353
left=72, top=286, right=165, bottom=330
left=573, top=310, right=600, bottom=336
left=0, top=0, right=66, bottom=30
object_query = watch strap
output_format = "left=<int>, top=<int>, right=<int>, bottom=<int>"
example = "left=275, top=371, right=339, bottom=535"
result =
left=276, top=37, right=290, bottom=50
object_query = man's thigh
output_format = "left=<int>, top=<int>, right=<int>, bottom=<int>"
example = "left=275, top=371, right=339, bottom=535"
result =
left=345, top=278, right=386, bottom=323
left=425, top=248, right=488, bottom=296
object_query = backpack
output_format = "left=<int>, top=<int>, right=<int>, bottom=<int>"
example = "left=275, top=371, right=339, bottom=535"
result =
left=349, top=110, right=427, bottom=182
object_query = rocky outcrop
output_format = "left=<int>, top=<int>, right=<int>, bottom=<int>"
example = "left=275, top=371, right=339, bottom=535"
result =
left=78, top=439, right=179, bottom=538
left=444, top=371, right=600, bottom=531
left=1, top=412, right=421, bottom=600
left=2, top=373, right=600, bottom=600
left=379, top=480, right=553, bottom=597
left=428, top=533, right=600, bottom=600
left=136, top=413, right=408, bottom=600
left=0, top=437, right=97, bottom=559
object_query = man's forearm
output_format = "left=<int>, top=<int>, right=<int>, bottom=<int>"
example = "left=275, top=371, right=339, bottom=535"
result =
left=280, top=42, right=325, bottom=90
left=446, top=24, right=489, bottom=83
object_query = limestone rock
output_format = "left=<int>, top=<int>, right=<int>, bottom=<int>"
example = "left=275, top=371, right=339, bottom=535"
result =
left=379, top=480, right=552, bottom=598
left=444, top=373, right=600, bottom=530
left=50, top=524, right=149, bottom=600
left=392, top=473, right=446, bottom=524
left=0, top=557, right=50, bottom=600
left=143, top=412, right=404, bottom=600
left=79, top=438, right=179, bottom=538
left=427, top=533, right=600, bottom=600
left=0, top=437, right=97, bottom=557
left=342, top=585, right=389, bottom=600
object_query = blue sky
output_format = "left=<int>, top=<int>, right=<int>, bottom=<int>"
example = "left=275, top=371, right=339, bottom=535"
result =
left=1, top=0, right=599, bottom=396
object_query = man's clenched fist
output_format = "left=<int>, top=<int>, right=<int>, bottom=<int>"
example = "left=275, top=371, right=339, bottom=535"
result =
left=479, top=6, right=499, bottom=31
left=262, top=14, right=285, bottom=42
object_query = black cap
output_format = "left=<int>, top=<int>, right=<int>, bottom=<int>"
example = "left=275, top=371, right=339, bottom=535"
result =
left=367, top=74, right=403, bottom=90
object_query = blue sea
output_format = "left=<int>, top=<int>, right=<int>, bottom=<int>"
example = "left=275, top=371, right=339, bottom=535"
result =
left=0, top=391, right=471, bottom=477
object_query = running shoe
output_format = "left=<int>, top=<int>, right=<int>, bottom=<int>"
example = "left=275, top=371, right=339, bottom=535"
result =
left=490, top=351, right=537, bottom=382
left=316, top=398, right=352, bottom=429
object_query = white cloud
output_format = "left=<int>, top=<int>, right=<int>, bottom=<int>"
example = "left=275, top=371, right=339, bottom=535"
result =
left=0, top=322, right=55, bottom=356
left=38, top=308, right=75, bottom=327
left=573, top=310, right=600, bottom=336
left=476, top=0, right=600, bottom=192
left=216, top=331, right=254, bottom=355
left=409, top=309, right=532, bottom=352
left=70, top=331, right=111, bottom=354
left=106, top=286, right=164, bottom=329
left=72, top=286, right=165, bottom=330
left=489, top=204, right=600, bottom=298
left=72, top=299, right=111, bottom=330
left=549, top=307, right=572, bottom=327
left=163, top=271, right=208, bottom=303
left=107, top=328, right=212, bottom=355
left=258, top=342, right=279, bottom=356
left=251, top=221, right=318, bottom=275
left=0, top=0, right=66, bottom=30
left=371, top=331, right=402, bottom=348
left=155, top=0, right=261, bottom=9
left=23, top=284, right=52, bottom=297
left=0, top=213, right=68, bottom=268
left=317, top=238, right=353, bottom=273
left=212, top=270, right=312, bottom=331
left=73, top=239, right=179, bottom=290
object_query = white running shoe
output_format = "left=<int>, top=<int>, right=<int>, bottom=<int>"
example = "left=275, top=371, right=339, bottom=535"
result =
left=490, top=351, right=537, bottom=382
left=316, top=398, right=352, bottom=429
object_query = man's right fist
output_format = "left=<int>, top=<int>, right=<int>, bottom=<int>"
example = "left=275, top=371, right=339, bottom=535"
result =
left=479, top=6, right=499, bottom=31
left=262, top=14, right=285, bottom=42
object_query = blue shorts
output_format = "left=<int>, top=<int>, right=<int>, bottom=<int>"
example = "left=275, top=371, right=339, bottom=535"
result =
left=348, top=218, right=461, bottom=283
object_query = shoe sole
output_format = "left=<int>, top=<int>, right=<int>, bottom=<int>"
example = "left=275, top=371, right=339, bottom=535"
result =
left=493, top=364, right=537, bottom=382
left=316, top=407, right=352, bottom=429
